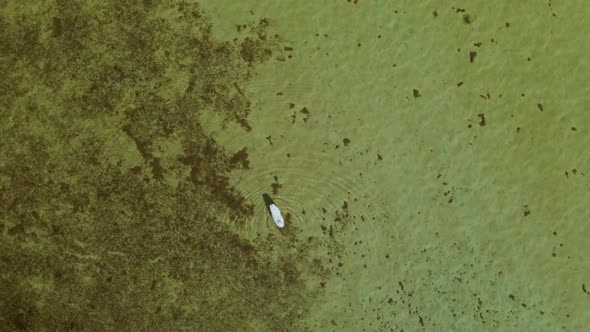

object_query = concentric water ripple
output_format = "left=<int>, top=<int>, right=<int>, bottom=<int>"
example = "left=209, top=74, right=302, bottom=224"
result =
left=231, top=150, right=365, bottom=238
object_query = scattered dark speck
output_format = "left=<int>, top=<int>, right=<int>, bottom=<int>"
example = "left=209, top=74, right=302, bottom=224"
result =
left=477, top=113, right=486, bottom=126
left=343, top=138, right=351, bottom=146
left=271, top=176, right=283, bottom=195
left=300, top=107, right=310, bottom=122
left=412, top=89, right=421, bottom=98
left=523, top=205, right=531, bottom=216
left=463, top=14, right=472, bottom=24
left=469, top=51, right=477, bottom=63
left=432, top=10, right=438, bottom=17
left=457, top=81, right=464, bottom=87
left=505, top=22, right=510, bottom=28
left=377, top=154, right=382, bottom=160
left=537, top=103, right=544, bottom=112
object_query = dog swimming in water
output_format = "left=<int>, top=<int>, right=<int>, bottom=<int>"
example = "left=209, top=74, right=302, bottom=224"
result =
left=262, top=193, right=285, bottom=228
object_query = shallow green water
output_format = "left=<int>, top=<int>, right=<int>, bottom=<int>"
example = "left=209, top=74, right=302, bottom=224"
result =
left=201, top=1, right=590, bottom=330
left=1, top=1, right=589, bottom=331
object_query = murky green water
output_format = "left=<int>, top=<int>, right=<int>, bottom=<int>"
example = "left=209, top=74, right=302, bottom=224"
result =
left=1, top=1, right=589, bottom=331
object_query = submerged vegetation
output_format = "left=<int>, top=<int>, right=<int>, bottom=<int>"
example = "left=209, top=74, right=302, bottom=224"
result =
left=0, top=1, right=343, bottom=330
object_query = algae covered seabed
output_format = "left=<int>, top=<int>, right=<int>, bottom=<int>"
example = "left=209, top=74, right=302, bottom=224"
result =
left=1, top=1, right=589, bottom=331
